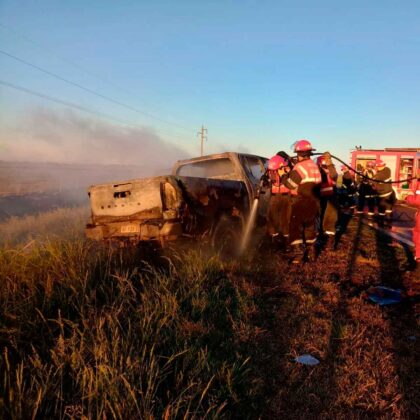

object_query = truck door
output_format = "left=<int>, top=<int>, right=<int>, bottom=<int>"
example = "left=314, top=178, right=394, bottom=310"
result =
left=241, top=155, right=269, bottom=214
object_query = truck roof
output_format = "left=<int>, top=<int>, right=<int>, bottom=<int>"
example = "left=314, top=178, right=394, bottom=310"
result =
left=352, top=148, right=420, bottom=153
left=174, top=151, right=268, bottom=167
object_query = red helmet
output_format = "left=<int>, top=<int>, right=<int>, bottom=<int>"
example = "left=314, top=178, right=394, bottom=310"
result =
left=376, top=159, right=386, bottom=168
left=293, top=139, right=315, bottom=153
left=316, top=155, right=327, bottom=166
left=341, top=164, right=349, bottom=172
left=366, top=161, right=376, bottom=169
left=268, top=155, right=287, bottom=170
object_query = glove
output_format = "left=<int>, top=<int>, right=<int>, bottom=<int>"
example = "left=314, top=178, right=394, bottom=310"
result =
left=323, top=151, right=332, bottom=165
left=259, top=171, right=270, bottom=187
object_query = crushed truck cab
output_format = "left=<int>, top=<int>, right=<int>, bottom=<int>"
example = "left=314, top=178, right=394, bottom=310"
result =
left=85, top=152, right=268, bottom=247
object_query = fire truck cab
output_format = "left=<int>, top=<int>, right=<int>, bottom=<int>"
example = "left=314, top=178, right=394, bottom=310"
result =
left=350, top=148, right=419, bottom=200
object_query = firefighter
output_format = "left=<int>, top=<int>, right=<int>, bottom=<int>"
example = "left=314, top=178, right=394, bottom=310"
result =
left=279, top=139, right=322, bottom=263
left=340, top=164, right=356, bottom=211
left=266, top=155, right=296, bottom=243
left=317, top=153, right=338, bottom=242
left=356, top=161, right=376, bottom=218
left=373, top=159, right=396, bottom=226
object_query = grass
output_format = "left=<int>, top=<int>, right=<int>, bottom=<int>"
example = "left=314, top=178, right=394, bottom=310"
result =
left=0, top=206, right=88, bottom=246
left=0, top=209, right=419, bottom=418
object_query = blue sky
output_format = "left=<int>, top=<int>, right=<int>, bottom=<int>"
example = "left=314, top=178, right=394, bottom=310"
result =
left=0, top=0, right=419, bottom=163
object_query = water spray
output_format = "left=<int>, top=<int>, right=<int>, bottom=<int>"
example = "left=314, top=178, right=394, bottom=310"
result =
left=239, top=171, right=269, bottom=254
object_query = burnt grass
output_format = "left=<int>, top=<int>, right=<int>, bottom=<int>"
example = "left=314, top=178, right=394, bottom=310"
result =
left=0, top=215, right=419, bottom=418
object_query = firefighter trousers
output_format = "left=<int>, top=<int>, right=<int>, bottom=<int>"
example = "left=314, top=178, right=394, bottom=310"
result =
left=320, top=196, right=338, bottom=235
left=289, top=196, right=320, bottom=246
left=377, top=191, right=396, bottom=221
left=357, top=184, right=375, bottom=214
left=267, top=194, right=293, bottom=236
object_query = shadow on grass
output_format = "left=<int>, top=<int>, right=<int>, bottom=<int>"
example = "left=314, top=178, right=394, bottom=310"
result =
left=375, top=230, right=419, bottom=418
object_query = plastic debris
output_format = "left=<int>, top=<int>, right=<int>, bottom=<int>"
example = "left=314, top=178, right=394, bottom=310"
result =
left=367, top=286, right=403, bottom=306
left=294, top=354, right=320, bottom=366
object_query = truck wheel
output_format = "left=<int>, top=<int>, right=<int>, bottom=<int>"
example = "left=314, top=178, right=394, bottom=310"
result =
left=211, top=216, right=242, bottom=258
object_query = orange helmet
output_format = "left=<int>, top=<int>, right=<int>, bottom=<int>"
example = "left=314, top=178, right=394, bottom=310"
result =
left=293, top=139, right=315, bottom=153
left=268, top=155, right=288, bottom=170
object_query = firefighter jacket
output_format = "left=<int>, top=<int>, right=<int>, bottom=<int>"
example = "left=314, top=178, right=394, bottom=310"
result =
left=268, top=170, right=297, bottom=195
left=373, top=167, right=393, bottom=197
left=280, top=158, right=321, bottom=198
left=319, top=164, right=338, bottom=197
left=342, top=171, right=356, bottom=195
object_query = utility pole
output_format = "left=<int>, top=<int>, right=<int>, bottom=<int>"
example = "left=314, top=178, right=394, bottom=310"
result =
left=197, top=125, right=207, bottom=156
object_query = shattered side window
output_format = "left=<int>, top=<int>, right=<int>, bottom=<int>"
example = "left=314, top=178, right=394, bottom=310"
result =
left=176, top=158, right=237, bottom=179
left=244, top=157, right=265, bottom=182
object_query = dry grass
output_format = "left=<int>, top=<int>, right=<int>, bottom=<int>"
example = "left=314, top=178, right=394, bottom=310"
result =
left=0, top=209, right=419, bottom=418
left=0, top=206, right=88, bottom=246
left=0, top=209, right=263, bottom=418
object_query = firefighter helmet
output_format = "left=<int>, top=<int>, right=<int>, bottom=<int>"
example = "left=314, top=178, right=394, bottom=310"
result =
left=341, top=164, right=349, bottom=172
left=367, top=161, right=376, bottom=168
left=376, top=159, right=386, bottom=168
left=268, top=155, right=287, bottom=170
left=293, top=139, right=315, bottom=153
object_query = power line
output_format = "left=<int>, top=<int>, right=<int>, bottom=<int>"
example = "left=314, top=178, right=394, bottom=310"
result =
left=0, top=21, right=142, bottom=100
left=0, top=23, right=243, bottom=146
left=0, top=48, right=195, bottom=134
left=0, top=79, right=189, bottom=140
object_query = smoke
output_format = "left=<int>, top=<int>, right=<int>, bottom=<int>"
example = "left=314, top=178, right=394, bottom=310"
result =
left=0, top=107, right=189, bottom=168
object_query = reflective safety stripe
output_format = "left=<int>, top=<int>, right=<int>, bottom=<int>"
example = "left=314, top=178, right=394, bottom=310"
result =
left=288, top=178, right=298, bottom=188
left=379, top=191, right=392, bottom=198
left=385, top=210, right=393, bottom=213
left=290, top=239, right=303, bottom=245
left=325, top=231, right=335, bottom=236
left=272, top=184, right=290, bottom=194
left=294, top=160, right=322, bottom=184
left=378, top=213, right=386, bottom=216
left=320, top=186, right=334, bottom=194
left=306, top=238, right=317, bottom=243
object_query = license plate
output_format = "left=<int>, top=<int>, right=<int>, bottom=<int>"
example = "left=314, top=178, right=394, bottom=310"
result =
left=120, top=224, right=140, bottom=234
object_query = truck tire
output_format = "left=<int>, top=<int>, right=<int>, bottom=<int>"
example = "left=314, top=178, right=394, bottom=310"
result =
left=211, top=215, right=242, bottom=258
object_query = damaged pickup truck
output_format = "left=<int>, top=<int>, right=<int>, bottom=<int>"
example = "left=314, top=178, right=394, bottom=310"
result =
left=85, top=152, right=268, bottom=250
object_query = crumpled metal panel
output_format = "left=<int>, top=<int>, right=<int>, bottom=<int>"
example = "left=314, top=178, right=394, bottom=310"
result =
left=88, top=176, right=169, bottom=219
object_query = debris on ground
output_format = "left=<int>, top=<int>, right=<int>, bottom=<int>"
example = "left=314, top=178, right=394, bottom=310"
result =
left=294, top=354, right=320, bottom=366
left=367, top=286, right=403, bottom=305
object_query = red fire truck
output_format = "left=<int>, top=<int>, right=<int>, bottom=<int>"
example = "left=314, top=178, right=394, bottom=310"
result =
left=350, top=148, right=419, bottom=199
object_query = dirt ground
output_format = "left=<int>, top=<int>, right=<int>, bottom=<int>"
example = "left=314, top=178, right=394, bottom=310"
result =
left=243, top=217, right=419, bottom=419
